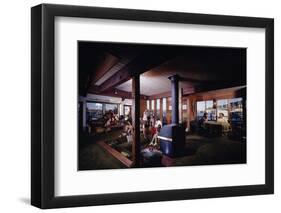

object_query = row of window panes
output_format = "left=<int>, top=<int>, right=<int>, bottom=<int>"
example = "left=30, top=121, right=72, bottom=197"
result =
left=196, top=98, right=243, bottom=122
left=147, top=97, right=189, bottom=114
left=86, top=102, right=118, bottom=120
left=146, top=98, right=167, bottom=111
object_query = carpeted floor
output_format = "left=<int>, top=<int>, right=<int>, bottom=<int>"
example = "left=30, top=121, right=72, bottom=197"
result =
left=78, top=130, right=246, bottom=170
left=173, top=134, right=246, bottom=166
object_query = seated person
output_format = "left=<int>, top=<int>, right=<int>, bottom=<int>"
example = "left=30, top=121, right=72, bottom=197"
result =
left=87, top=120, right=92, bottom=134
left=118, top=115, right=125, bottom=125
left=198, top=112, right=208, bottom=134
left=142, top=110, right=149, bottom=123
left=162, top=116, right=167, bottom=126
left=154, top=117, right=162, bottom=128
left=142, top=110, right=150, bottom=133
left=217, top=113, right=228, bottom=123
left=199, top=112, right=208, bottom=125
left=147, top=118, right=162, bottom=143
left=104, top=111, right=118, bottom=130
left=126, top=115, right=132, bottom=124
left=150, top=115, right=155, bottom=127
left=143, top=120, right=151, bottom=140
left=123, top=120, right=133, bottom=135
left=149, top=124, right=162, bottom=146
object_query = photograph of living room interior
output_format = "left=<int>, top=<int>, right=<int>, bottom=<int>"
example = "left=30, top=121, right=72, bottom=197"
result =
left=78, top=41, right=246, bottom=170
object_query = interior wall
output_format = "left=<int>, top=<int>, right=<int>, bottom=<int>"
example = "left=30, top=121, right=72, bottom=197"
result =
left=166, top=97, right=172, bottom=124
left=140, top=98, right=147, bottom=117
left=186, top=87, right=246, bottom=121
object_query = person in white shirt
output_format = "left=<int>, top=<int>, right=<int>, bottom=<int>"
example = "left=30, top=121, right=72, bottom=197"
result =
left=217, top=113, right=228, bottom=123
left=149, top=118, right=162, bottom=146
left=143, top=110, right=148, bottom=122
left=154, top=118, right=162, bottom=128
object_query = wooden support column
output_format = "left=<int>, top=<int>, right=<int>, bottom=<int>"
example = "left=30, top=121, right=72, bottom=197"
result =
left=82, top=99, right=87, bottom=132
left=168, top=75, right=180, bottom=124
left=132, top=74, right=141, bottom=167
left=179, top=88, right=183, bottom=123
left=242, top=88, right=247, bottom=127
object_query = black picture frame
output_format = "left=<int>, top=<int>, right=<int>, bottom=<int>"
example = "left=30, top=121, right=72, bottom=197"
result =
left=31, top=3, right=274, bottom=209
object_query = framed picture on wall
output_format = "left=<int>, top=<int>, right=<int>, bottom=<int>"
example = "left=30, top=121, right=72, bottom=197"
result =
left=31, top=4, right=274, bottom=209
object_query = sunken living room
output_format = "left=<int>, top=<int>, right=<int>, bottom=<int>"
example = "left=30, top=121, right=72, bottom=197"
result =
left=78, top=41, right=246, bottom=170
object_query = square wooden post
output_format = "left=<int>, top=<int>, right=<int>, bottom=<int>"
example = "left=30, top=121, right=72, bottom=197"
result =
left=132, top=74, right=141, bottom=167
left=168, top=75, right=180, bottom=124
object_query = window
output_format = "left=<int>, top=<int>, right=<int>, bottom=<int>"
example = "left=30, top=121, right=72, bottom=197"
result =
left=124, top=105, right=131, bottom=116
left=196, top=100, right=216, bottom=120
left=86, top=102, right=103, bottom=121
left=206, top=100, right=216, bottom=120
left=86, top=102, right=119, bottom=122
left=156, top=99, right=161, bottom=118
left=156, top=99, right=160, bottom=110
left=196, top=101, right=205, bottom=120
left=151, top=100, right=155, bottom=110
left=196, top=98, right=244, bottom=123
left=167, top=97, right=172, bottom=111
left=217, top=99, right=229, bottom=121
left=105, top=103, right=118, bottom=114
left=162, top=98, right=167, bottom=117
left=87, top=102, right=103, bottom=110
left=119, top=104, right=123, bottom=115
left=229, top=98, right=243, bottom=124
left=146, top=100, right=150, bottom=110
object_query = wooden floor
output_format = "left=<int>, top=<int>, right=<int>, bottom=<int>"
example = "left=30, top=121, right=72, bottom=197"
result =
left=97, top=141, right=133, bottom=168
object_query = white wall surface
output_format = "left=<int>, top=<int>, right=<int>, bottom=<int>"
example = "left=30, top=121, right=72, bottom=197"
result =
left=0, top=0, right=280, bottom=212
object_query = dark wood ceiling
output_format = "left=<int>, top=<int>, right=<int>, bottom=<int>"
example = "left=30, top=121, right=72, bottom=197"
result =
left=79, top=41, right=246, bottom=98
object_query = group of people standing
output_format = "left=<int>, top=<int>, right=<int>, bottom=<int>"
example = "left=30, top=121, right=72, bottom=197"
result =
left=120, top=109, right=164, bottom=146
left=142, top=110, right=162, bottom=146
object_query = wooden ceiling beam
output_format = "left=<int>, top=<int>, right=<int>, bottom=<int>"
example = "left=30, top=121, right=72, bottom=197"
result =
left=87, top=87, right=148, bottom=100
left=98, top=65, right=131, bottom=92
left=91, top=53, right=120, bottom=84
left=98, top=51, right=176, bottom=92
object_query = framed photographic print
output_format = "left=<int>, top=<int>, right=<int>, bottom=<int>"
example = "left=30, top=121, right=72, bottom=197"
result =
left=31, top=3, right=274, bottom=209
